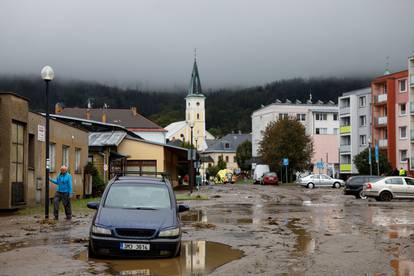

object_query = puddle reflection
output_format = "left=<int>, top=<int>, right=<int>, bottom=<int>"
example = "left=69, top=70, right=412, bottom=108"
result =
left=76, top=241, right=243, bottom=276
left=286, top=218, right=315, bottom=256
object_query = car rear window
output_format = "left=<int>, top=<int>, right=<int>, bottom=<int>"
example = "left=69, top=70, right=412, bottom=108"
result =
left=104, top=184, right=171, bottom=209
left=385, top=178, right=404, bottom=185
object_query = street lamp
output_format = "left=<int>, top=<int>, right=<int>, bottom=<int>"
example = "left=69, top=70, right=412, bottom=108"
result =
left=189, top=124, right=194, bottom=193
left=368, top=138, right=372, bottom=176
left=41, top=65, right=54, bottom=219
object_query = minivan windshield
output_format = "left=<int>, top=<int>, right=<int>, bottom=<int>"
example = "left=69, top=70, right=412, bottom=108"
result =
left=104, top=184, right=171, bottom=209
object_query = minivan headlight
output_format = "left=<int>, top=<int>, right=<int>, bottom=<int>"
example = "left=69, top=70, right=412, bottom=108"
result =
left=92, top=225, right=112, bottom=236
left=159, top=227, right=180, bottom=237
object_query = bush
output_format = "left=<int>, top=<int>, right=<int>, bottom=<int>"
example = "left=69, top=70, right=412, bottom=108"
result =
left=84, top=162, right=105, bottom=196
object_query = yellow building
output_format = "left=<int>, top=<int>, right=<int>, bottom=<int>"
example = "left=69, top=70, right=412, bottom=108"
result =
left=165, top=58, right=214, bottom=151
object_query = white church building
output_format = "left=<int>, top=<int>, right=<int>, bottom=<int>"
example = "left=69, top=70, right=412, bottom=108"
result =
left=165, top=59, right=214, bottom=151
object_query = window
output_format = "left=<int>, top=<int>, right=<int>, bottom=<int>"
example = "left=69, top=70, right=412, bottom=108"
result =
left=399, top=103, right=407, bottom=115
left=127, top=160, right=157, bottom=173
left=49, top=143, right=56, bottom=171
left=315, top=113, right=327, bottom=121
left=197, top=113, right=200, bottom=120
left=333, top=128, right=339, bottom=135
left=385, top=178, right=404, bottom=185
left=315, top=128, right=327, bottom=134
left=279, top=113, right=288, bottom=120
left=11, top=121, right=25, bottom=183
left=404, top=178, right=414, bottom=185
left=296, top=114, right=306, bottom=121
left=360, top=135, right=367, bottom=146
left=196, top=102, right=200, bottom=106
left=399, top=79, right=407, bottom=92
left=233, top=156, right=237, bottom=163
left=359, top=115, right=366, bottom=127
left=225, top=156, right=229, bottom=162
left=62, top=145, right=70, bottom=167
left=224, top=143, right=230, bottom=149
left=400, top=150, right=408, bottom=162
left=28, top=134, right=35, bottom=169
left=333, top=114, right=338, bottom=121
left=399, top=126, right=407, bottom=139
left=75, top=148, right=81, bottom=173
left=359, top=96, right=366, bottom=107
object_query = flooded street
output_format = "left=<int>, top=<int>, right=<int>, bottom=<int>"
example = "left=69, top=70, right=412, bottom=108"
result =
left=1, top=184, right=414, bottom=275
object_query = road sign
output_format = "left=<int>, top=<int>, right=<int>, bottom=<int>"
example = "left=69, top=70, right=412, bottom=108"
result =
left=283, top=158, right=289, bottom=166
left=375, top=144, right=379, bottom=163
left=316, top=161, right=324, bottom=169
left=38, top=125, right=45, bottom=142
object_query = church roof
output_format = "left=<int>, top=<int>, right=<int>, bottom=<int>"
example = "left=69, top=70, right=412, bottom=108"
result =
left=165, top=120, right=187, bottom=138
left=186, top=59, right=204, bottom=98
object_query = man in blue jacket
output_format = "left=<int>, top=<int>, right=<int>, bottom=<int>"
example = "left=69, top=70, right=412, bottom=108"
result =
left=50, top=165, right=73, bottom=220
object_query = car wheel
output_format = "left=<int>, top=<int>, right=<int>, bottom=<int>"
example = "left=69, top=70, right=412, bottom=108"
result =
left=333, top=182, right=341, bottom=189
left=88, top=242, right=97, bottom=259
left=307, top=183, right=314, bottom=189
left=358, top=190, right=367, bottom=200
left=379, top=191, right=393, bottom=202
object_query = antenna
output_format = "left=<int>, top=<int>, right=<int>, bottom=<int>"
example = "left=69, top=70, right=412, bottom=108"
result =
left=384, top=56, right=390, bottom=75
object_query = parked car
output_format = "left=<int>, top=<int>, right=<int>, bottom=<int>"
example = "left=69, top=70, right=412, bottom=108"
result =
left=87, top=175, right=189, bottom=258
left=297, top=174, right=344, bottom=189
left=253, top=164, right=270, bottom=184
left=363, top=176, right=414, bottom=201
left=261, top=172, right=278, bottom=185
left=344, top=175, right=382, bottom=199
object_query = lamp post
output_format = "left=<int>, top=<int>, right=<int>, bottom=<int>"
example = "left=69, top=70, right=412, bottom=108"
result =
left=189, top=124, right=194, bottom=193
left=41, top=65, right=54, bottom=219
left=368, top=138, right=372, bottom=176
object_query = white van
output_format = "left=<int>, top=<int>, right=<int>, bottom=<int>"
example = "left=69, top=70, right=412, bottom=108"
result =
left=253, top=164, right=270, bottom=184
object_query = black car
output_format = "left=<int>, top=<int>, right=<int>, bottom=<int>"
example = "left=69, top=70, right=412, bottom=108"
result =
left=344, top=175, right=382, bottom=199
left=87, top=175, right=189, bottom=258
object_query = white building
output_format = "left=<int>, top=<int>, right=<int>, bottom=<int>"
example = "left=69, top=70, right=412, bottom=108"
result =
left=251, top=99, right=339, bottom=173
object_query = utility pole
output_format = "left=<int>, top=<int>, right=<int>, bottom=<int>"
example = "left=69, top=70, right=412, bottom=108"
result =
left=189, top=125, right=194, bottom=193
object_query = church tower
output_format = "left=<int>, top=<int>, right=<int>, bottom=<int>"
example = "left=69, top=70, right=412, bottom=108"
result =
left=185, top=57, right=206, bottom=150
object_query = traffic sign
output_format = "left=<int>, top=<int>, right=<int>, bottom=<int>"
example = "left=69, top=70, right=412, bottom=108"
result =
left=283, top=158, right=289, bottom=166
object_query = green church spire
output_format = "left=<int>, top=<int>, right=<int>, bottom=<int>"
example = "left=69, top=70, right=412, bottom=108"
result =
left=188, top=52, right=203, bottom=96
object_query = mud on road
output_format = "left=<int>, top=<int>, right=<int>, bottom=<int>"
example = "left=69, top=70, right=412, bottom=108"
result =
left=1, top=184, right=414, bottom=275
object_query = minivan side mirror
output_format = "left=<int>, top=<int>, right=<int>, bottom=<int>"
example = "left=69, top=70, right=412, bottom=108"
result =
left=178, top=204, right=190, bottom=213
left=87, top=202, right=99, bottom=210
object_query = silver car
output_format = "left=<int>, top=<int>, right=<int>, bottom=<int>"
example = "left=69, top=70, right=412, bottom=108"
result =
left=363, top=176, right=414, bottom=201
left=297, top=174, right=344, bottom=189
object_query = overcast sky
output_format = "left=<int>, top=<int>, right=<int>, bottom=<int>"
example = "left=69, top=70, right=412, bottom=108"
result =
left=1, top=0, right=413, bottom=89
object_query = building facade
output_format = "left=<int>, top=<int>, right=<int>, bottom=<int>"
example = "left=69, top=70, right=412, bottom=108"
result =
left=165, top=59, right=214, bottom=151
left=0, top=92, right=89, bottom=209
left=371, top=70, right=408, bottom=170
left=338, top=88, right=372, bottom=175
left=251, top=100, right=339, bottom=174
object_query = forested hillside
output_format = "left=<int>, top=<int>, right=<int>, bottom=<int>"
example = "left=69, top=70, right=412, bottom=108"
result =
left=0, top=76, right=371, bottom=137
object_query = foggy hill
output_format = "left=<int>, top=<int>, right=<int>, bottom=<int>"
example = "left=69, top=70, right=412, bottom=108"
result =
left=0, top=76, right=371, bottom=137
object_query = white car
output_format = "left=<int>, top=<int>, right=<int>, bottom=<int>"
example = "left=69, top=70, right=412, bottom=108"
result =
left=253, top=164, right=270, bottom=184
left=297, top=174, right=344, bottom=189
left=363, top=176, right=414, bottom=201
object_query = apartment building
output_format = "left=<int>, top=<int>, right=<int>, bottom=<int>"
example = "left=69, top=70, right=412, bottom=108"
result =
left=252, top=99, right=339, bottom=174
left=338, top=88, right=371, bottom=175
left=371, top=70, right=409, bottom=170
left=408, top=56, right=414, bottom=170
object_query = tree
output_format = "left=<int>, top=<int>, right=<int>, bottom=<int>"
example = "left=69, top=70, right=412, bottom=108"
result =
left=259, top=118, right=313, bottom=173
left=206, top=157, right=227, bottom=177
left=236, top=140, right=252, bottom=171
left=353, top=148, right=392, bottom=175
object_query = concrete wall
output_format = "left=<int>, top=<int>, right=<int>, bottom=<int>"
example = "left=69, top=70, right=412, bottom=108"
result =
left=395, top=75, right=410, bottom=170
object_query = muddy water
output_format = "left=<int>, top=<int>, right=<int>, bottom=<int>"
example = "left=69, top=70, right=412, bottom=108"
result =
left=76, top=241, right=243, bottom=276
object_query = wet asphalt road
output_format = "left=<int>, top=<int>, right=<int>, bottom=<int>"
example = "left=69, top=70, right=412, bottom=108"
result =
left=1, top=184, right=414, bottom=275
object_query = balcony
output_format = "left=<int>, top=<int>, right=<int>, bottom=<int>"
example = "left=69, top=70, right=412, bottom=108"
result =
left=378, top=139, right=388, bottom=148
left=339, top=106, right=350, bottom=115
left=411, top=130, right=414, bottom=141
left=340, top=164, right=352, bottom=172
left=340, top=144, right=351, bottom=153
left=411, top=75, right=414, bottom=86
left=374, top=94, right=387, bottom=104
left=375, top=116, right=387, bottom=127
left=340, top=125, right=351, bottom=134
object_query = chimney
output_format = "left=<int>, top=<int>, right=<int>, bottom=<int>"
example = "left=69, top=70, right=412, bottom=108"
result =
left=102, top=112, right=107, bottom=123
left=55, top=103, right=63, bottom=114
left=86, top=109, right=91, bottom=120
left=131, top=107, right=138, bottom=116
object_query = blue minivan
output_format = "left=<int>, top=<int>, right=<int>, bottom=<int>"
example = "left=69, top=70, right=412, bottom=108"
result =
left=87, top=175, right=189, bottom=258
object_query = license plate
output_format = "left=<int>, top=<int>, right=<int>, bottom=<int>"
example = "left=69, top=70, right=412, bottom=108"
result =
left=120, top=243, right=150, bottom=251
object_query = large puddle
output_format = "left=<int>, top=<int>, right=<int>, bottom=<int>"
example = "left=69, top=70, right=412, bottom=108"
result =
left=76, top=240, right=243, bottom=276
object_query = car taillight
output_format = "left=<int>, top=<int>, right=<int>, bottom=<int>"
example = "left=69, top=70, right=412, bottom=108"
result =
left=366, top=183, right=372, bottom=189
